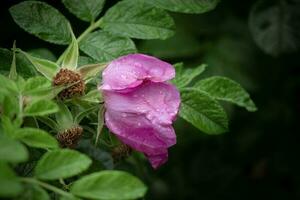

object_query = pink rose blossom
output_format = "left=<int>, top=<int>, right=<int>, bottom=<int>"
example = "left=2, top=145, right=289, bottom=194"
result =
left=100, top=54, right=180, bottom=168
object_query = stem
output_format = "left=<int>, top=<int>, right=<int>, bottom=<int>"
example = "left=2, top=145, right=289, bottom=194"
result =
left=77, top=18, right=103, bottom=43
left=57, top=18, right=103, bottom=64
left=20, top=177, right=75, bottom=198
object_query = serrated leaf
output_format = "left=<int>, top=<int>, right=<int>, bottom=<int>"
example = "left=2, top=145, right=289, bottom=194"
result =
left=102, top=0, right=175, bottom=39
left=9, top=1, right=72, bottom=44
left=0, top=162, right=23, bottom=197
left=70, top=170, right=147, bottom=200
left=249, top=0, right=300, bottom=56
left=179, top=88, right=228, bottom=134
left=171, top=63, right=206, bottom=88
left=18, top=50, right=59, bottom=80
left=62, top=0, right=105, bottom=22
left=195, top=76, right=257, bottom=112
left=14, top=128, right=58, bottom=149
left=0, top=136, right=28, bottom=163
left=62, top=27, right=79, bottom=70
left=35, top=149, right=92, bottom=180
left=80, top=31, right=136, bottom=62
left=17, top=184, right=50, bottom=200
left=24, top=99, right=59, bottom=117
left=147, top=0, right=219, bottom=14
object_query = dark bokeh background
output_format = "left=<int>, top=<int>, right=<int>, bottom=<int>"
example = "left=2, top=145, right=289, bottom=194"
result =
left=1, top=0, right=300, bottom=199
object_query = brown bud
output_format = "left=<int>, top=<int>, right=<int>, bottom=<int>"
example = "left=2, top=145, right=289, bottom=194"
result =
left=52, top=68, right=85, bottom=99
left=56, top=126, right=83, bottom=148
left=111, top=144, right=132, bottom=162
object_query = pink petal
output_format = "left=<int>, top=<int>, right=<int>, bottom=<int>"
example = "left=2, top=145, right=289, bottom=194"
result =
left=105, top=109, right=176, bottom=151
left=101, top=54, right=175, bottom=91
left=103, top=82, right=180, bottom=126
left=146, top=152, right=168, bottom=169
left=105, top=110, right=174, bottom=168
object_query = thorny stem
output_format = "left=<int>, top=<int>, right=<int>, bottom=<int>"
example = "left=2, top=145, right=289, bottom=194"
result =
left=57, top=18, right=103, bottom=64
left=20, top=177, right=75, bottom=198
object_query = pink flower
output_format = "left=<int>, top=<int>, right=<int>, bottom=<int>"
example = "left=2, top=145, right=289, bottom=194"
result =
left=100, top=54, right=180, bottom=168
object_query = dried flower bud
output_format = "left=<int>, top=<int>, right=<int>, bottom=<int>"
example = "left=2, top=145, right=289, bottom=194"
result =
left=111, top=143, right=132, bottom=162
left=52, top=68, right=85, bottom=99
left=56, top=126, right=83, bottom=148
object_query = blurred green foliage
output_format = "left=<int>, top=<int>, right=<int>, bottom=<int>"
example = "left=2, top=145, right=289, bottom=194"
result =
left=0, top=0, right=299, bottom=199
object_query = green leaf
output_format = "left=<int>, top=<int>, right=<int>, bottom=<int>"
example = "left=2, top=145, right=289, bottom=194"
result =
left=18, top=50, right=59, bottom=80
left=24, top=99, right=59, bottom=117
left=0, top=48, right=37, bottom=78
left=28, top=48, right=57, bottom=62
left=17, top=184, right=50, bottom=200
left=2, top=95, right=19, bottom=119
left=249, top=0, right=300, bottom=56
left=147, top=0, right=219, bottom=14
left=55, top=103, right=74, bottom=131
left=179, top=88, right=228, bottom=134
left=24, top=81, right=70, bottom=101
left=0, top=136, right=28, bottom=163
left=0, top=74, right=19, bottom=93
left=35, top=149, right=92, bottom=180
left=24, top=77, right=51, bottom=93
left=14, top=128, right=58, bottom=149
left=9, top=1, right=72, bottom=44
left=195, top=76, right=257, bottom=112
left=62, top=0, right=105, bottom=22
left=70, top=170, right=147, bottom=200
left=102, top=0, right=175, bottom=39
left=80, top=31, right=136, bottom=62
left=78, top=56, right=97, bottom=66
left=62, top=27, right=79, bottom=70
left=78, top=63, right=107, bottom=80
left=80, top=89, right=103, bottom=103
left=0, top=162, right=23, bottom=197
left=171, top=63, right=206, bottom=88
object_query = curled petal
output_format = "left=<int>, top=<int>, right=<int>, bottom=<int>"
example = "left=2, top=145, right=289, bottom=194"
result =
left=146, top=152, right=168, bottom=169
left=105, top=110, right=175, bottom=168
left=101, top=54, right=175, bottom=91
left=103, top=82, right=180, bottom=126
